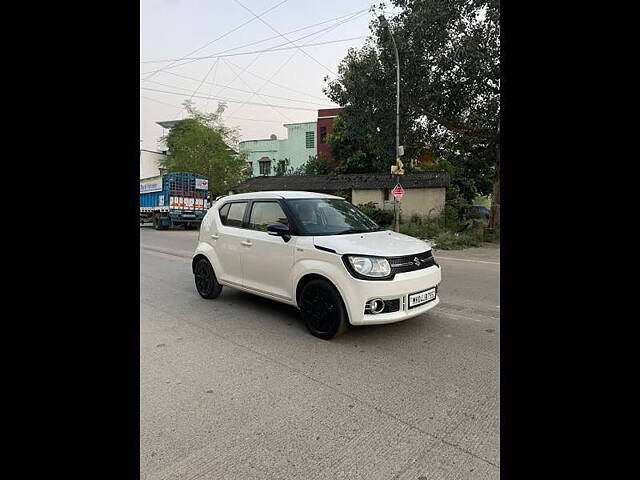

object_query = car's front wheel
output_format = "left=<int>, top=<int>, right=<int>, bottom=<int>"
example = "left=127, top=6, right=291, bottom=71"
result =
left=194, top=258, right=222, bottom=299
left=299, top=279, right=348, bottom=340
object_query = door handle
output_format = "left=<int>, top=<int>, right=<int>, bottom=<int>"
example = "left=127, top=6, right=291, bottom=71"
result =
left=210, top=234, right=219, bottom=240
left=241, top=240, right=252, bottom=247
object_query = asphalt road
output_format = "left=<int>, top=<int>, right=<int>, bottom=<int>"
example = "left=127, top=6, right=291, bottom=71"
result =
left=140, top=226, right=500, bottom=480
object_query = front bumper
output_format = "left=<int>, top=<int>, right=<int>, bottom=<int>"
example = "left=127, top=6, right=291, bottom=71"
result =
left=342, top=265, right=442, bottom=325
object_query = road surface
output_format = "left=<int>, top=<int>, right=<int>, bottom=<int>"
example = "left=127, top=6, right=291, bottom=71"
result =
left=140, top=226, right=500, bottom=479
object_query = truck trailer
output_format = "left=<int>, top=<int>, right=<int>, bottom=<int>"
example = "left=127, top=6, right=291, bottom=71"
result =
left=140, top=172, right=210, bottom=230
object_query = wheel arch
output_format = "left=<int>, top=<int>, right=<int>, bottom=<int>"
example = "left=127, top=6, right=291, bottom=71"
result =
left=192, top=253, right=209, bottom=274
left=192, top=242, right=222, bottom=276
left=295, top=273, right=351, bottom=324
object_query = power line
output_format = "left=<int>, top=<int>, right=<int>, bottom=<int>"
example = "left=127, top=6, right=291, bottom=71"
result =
left=188, top=58, right=218, bottom=101
left=152, top=71, right=335, bottom=106
left=221, top=57, right=294, bottom=123
left=139, top=36, right=367, bottom=76
left=224, top=58, right=329, bottom=102
left=141, top=95, right=181, bottom=109
left=223, top=53, right=298, bottom=120
left=225, top=8, right=359, bottom=118
left=204, top=58, right=220, bottom=112
left=141, top=0, right=290, bottom=82
left=140, top=87, right=320, bottom=111
left=214, top=53, right=262, bottom=99
left=140, top=7, right=371, bottom=65
left=140, top=95, right=284, bottom=124
left=197, top=11, right=366, bottom=116
left=232, top=0, right=338, bottom=77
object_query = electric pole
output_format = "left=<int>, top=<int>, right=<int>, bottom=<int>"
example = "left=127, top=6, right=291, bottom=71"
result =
left=379, top=15, right=402, bottom=232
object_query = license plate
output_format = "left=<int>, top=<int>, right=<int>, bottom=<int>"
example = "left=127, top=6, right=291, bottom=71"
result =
left=408, top=287, right=436, bottom=309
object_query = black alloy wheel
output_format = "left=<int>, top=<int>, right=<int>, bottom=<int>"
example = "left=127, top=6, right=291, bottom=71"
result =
left=300, top=279, right=348, bottom=340
left=194, top=258, right=222, bottom=299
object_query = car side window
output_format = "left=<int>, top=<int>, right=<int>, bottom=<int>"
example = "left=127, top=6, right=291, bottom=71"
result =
left=218, top=203, right=231, bottom=224
left=248, top=202, right=289, bottom=231
left=222, top=202, right=247, bottom=228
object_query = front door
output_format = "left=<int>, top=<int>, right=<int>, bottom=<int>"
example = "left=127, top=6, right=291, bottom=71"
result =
left=240, top=200, right=295, bottom=300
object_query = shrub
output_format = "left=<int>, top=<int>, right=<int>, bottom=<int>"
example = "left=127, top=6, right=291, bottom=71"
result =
left=357, top=202, right=394, bottom=227
left=397, top=212, right=486, bottom=250
left=432, top=231, right=481, bottom=250
left=399, top=218, right=441, bottom=240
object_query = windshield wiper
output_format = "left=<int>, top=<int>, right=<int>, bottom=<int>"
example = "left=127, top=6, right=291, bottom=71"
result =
left=334, top=228, right=374, bottom=235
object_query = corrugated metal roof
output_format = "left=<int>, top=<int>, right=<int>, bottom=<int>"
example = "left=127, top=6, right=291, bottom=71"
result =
left=233, top=173, right=450, bottom=192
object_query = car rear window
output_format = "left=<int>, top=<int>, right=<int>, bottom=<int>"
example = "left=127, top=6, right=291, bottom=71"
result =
left=222, top=202, right=247, bottom=228
left=218, top=203, right=231, bottom=223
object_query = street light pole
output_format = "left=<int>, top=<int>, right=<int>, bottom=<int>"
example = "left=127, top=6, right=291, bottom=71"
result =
left=380, top=15, right=401, bottom=232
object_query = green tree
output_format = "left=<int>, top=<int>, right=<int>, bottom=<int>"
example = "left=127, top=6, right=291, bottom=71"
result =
left=160, top=101, right=248, bottom=197
left=290, top=155, right=331, bottom=175
left=324, top=0, right=500, bottom=231
left=274, top=158, right=291, bottom=176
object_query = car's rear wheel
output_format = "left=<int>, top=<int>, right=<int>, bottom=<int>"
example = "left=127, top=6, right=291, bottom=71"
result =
left=299, top=279, right=348, bottom=340
left=194, top=258, right=222, bottom=299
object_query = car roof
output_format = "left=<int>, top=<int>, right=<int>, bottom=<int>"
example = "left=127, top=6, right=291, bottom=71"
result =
left=218, top=191, right=343, bottom=201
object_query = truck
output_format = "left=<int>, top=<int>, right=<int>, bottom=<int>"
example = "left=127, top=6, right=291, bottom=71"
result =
left=140, top=172, right=210, bottom=230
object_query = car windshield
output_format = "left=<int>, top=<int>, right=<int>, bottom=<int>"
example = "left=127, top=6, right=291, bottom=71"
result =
left=286, top=198, right=381, bottom=236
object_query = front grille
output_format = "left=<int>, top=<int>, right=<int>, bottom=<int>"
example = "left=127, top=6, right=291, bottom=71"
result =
left=389, top=251, right=436, bottom=274
left=364, top=298, right=400, bottom=314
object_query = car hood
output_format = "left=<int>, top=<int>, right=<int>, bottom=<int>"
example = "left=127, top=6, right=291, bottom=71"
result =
left=313, top=230, right=431, bottom=257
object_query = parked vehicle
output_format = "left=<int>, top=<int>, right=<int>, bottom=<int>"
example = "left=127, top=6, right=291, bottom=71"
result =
left=470, top=205, right=490, bottom=219
left=140, top=172, right=210, bottom=230
left=192, top=191, right=441, bottom=339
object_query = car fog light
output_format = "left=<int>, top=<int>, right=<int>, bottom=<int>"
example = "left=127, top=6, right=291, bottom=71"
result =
left=368, top=298, right=385, bottom=314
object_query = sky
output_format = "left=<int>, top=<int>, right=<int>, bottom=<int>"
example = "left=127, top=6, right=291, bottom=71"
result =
left=140, top=0, right=387, bottom=152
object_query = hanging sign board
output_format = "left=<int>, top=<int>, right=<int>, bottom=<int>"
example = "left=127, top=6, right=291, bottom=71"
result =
left=392, top=184, right=405, bottom=200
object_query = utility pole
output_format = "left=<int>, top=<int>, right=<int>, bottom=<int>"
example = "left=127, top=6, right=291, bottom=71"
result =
left=379, top=15, right=401, bottom=232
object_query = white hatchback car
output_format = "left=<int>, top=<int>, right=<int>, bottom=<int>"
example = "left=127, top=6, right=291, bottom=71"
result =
left=192, top=191, right=441, bottom=339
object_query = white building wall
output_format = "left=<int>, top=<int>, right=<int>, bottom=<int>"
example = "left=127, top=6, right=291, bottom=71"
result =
left=140, top=150, right=166, bottom=179
left=279, top=122, right=317, bottom=172
left=238, top=122, right=317, bottom=175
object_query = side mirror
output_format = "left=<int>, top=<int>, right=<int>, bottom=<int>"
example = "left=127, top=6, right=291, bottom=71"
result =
left=267, top=223, right=291, bottom=242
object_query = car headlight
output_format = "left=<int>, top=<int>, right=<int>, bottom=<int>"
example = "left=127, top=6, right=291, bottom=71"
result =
left=347, top=256, right=391, bottom=277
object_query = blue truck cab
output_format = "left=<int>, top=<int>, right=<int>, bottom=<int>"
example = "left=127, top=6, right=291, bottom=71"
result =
left=140, top=172, right=210, bottom=230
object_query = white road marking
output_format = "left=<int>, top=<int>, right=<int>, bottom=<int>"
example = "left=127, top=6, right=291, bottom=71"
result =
left=437, top=256, right=500, bottom=265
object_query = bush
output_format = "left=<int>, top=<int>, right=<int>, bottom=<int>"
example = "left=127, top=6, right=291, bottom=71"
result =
left=398, top=212, right=484, bottom=250
left=358, top=195, right=492, bottom=249
left=399, top=218, right=441, bottom=239
left=357, top=202, right=394, bottom=227
left=431, top=231, right=481, bottom=250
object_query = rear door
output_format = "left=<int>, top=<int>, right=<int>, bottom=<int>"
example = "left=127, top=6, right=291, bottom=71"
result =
left=240, top=200, right=296, bottom=300
left=215, top=201, right=248, bottom=286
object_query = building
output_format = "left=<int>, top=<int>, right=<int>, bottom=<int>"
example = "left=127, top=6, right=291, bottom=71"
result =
left=140, top=149, right=166, bottom=179
left=316, top=108, right=343, bottom=167
left=232, top=172, right=450, bottom=220
left=239, top=122, right=317, bottom=176
left=239, top=108, right=344, bottom=176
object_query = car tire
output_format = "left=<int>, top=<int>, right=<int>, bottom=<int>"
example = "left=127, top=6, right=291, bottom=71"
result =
left=194, top=258, right=222, bottom=299
left=299, top=279, right=348, bottom=340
